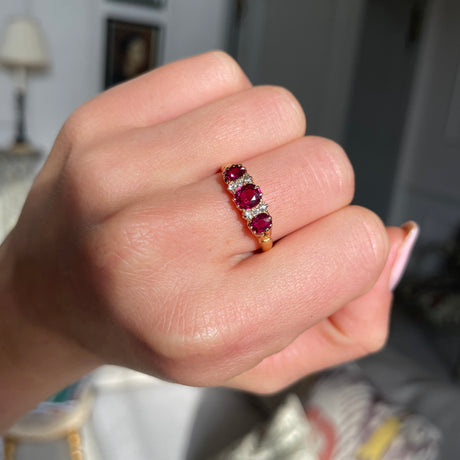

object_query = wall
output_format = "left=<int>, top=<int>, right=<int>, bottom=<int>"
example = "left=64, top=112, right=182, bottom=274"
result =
left=389, top=0, right=460, bottom=248
left=0, top=0, right=233, bottom=153
left=237, top=0, right=456, bottom=238
left=237, top=0, right=366, bottom=144
left=344, top=0, right=424, bottom=220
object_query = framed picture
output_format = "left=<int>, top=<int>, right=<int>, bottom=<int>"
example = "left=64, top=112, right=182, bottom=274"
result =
left=104, top=18, right=162, bottom=88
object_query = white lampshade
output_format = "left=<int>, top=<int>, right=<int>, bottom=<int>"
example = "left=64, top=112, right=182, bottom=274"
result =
left=0, top=16, right=50, bottom=69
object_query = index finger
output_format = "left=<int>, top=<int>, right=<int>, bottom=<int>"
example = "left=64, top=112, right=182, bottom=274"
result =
left=39, top=51, right=252, bottom=184
left=66, top=51, right=252, bottom=145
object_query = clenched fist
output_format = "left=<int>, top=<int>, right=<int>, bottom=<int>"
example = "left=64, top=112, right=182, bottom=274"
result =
left=0, top=51, right=416, bottom=431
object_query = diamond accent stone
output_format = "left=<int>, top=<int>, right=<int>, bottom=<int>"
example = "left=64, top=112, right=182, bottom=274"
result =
left=242, top=202, right=268, bottom=220
left=258, top=203, right=268, bottom=212
left=242, top=209, right=253, bottom=220
left=226, top=174, right=253, bottom=194
left=228, top=182, right=238, bottom=192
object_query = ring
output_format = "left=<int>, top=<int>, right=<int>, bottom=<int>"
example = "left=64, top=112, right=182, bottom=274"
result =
left=221, top=164, right=273, bottom=252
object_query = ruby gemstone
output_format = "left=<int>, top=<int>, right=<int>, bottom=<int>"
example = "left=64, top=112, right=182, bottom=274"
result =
left=250, top=213, right=272, bottom=234
left=233, top=184, right=261, bottom=209
left=224, top=164, right=246, bottom=183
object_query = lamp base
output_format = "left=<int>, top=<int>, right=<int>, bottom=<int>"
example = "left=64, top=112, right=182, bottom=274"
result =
left=9, top=141, right=35, bottom=155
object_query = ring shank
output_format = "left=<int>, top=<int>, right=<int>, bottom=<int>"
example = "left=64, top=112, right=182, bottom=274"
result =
left=259, top=238, right=273, bottom=252
left=257, top=229, right=273, bottom=252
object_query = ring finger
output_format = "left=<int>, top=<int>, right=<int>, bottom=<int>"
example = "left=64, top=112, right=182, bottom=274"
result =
left=132, top=134, right=355, bottom=258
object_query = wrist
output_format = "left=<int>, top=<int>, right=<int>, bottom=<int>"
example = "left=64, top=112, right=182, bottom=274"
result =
left=0, top=236, right=100, bottom=433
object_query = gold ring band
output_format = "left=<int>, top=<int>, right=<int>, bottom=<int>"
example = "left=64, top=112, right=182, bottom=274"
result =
left=221, top=164, right=273, bottom=252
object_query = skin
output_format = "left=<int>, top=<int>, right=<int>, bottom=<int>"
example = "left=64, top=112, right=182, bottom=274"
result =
left=0, top=51, right=406, bottom=432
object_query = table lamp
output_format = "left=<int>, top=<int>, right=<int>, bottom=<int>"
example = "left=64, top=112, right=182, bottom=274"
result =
left=0, top=16, right=50, bottom=154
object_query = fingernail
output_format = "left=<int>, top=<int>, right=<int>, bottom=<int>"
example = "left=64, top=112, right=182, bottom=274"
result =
left=389, top=221, right=420, bottom=291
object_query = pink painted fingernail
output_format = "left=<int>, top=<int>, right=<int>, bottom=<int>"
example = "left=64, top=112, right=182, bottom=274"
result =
left=389, top=221, right=420, bottom=291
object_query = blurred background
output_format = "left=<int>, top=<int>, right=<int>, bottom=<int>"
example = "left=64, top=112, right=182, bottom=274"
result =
left=1, top=1, right=460, bottom=459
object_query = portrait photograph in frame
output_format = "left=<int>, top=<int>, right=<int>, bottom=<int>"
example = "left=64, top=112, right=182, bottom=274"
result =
left=104, top=18, right=162, bottom=89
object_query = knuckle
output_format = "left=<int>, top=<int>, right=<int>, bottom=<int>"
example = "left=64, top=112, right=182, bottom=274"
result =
left=206, top=50, right=248, bottom=88
left=317, top=137, right=355, bottom=196
left=301, top=136, right=355, bottom=202
left=255, top=85, right=306, bottom=135
left=65, top=151, right=93, bottom=192
left=63, top=147, right=109, bottom=217
left=347, top=206, right=389, bottom=274
left=61, top=106, right=89, bottom=146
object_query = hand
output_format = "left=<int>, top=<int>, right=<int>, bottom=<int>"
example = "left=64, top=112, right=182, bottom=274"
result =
left=0, top=51, right=412, bottom=430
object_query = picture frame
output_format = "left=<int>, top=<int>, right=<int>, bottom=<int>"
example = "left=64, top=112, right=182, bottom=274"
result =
left=104, top=18, right=162, bottom=89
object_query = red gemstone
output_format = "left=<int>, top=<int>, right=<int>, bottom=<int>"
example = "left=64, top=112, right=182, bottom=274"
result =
left=234, top=184, right=261, bottom=209
left=224, top=164, right=246, bottom=182
left=250, top=213, right=272, bottom=234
